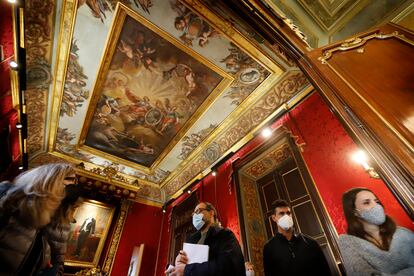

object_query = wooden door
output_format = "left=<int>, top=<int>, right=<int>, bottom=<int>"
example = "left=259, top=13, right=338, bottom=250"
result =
left=168, top=193, right=197, bottom=264
left=257, top=157, right=339, bottom=274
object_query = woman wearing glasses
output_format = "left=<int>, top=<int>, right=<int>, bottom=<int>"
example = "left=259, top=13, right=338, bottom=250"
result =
left=0, top=163, right=82, bottom=275
left=339, top=187, right=414, bottom=276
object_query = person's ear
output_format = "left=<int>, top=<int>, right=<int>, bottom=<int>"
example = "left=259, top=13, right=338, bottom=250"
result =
left=271, top=214, right=277, bottom=223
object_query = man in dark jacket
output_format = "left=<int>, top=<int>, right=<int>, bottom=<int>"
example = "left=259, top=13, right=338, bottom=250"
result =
left=263, top=199, right=331, bottom=276
left=170, top=202, right=245, bottom=276
left=74, top=217, right=96, bottom=257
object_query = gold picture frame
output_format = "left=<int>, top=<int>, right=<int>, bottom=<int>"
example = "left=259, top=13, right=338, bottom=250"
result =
left=64, top=199, right=115, bottom=268
left=78, top=3, right=233, bottom=173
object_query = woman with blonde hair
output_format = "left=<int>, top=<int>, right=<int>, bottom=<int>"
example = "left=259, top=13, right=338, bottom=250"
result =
left=339, top=187, right=414, bottom=275
left=0, top=163, right=81, bottom=275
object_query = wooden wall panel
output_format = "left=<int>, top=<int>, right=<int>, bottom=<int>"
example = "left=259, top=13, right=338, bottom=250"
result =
left=302, top=23, right=414, bottom=217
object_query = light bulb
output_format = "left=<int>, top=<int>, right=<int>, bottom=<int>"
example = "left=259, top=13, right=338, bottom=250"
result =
left=261, top=127, right=272, bottom=138
left=352, top=150, right=370, bottom=170
left=9, top=60, right=18, bottom=69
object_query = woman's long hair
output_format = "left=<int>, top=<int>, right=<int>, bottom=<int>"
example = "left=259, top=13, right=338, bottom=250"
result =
left=0, top=163, right=75, bottom=228
left=342, top=187, right=396, bottom=250
left=50, top=197, right=83, bottom=228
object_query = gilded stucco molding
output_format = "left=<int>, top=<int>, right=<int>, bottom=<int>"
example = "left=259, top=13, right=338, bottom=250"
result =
left=164, top=71, right=309, bottom=197
left=318, top=31, right=414, bottom=63
left=102, top=199, right=131, bottom=274
left=25, top=0, right=55, bottom=155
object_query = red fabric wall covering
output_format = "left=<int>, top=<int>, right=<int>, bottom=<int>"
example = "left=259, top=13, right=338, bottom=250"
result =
left=0, top=2, right=20, bottom=179
left=154, top=167, right=242, bottom=276
left=280, top=92, right=413, bottom=233
left=201, top=163, right=241, bottom=241
left=155, top=91, right=413, bottom=275
left=0, top=1, right=14, bottom=59
left=111, top=202, right=163, bottom=276
left=154, top=205, right=173, bottom=276
left=0, top=1, right=13, bottom=111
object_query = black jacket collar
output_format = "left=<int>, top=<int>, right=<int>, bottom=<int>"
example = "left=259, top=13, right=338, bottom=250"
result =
left=187, top=225, right=223, bottom=244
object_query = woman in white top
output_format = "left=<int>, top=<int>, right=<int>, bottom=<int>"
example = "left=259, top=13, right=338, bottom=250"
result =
left=339, top=187, right=414, bottom=276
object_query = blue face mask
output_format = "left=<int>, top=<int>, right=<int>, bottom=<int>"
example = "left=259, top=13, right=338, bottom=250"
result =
left=192, top=213, right=205, bottom=231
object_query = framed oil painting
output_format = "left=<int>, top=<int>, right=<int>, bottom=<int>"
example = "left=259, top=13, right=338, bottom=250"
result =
left=127, top=244, right=145, bottom=276
left=79, top=3, right=232, bottom=171
left=64, top=199, right=115, bottom=268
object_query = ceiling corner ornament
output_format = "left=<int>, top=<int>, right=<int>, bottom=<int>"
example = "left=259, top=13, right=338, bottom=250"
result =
left=318, top=31, right=412, bottom=64
left=76, top=162, right=140, bottom=188
left=74, top=162, right=163, bottom=203
left=102, top=199, right=131, bottom=275
left=281, top=17, right=311, bottom=48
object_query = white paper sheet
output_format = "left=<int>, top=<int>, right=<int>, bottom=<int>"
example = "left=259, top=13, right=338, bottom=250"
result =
left=183, top=242, right=209, bottom=264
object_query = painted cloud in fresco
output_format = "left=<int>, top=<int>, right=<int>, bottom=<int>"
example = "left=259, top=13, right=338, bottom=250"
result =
left=55, top=0, right=274, bottom=186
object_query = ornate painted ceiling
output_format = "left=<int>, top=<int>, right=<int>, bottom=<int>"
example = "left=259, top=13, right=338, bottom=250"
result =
left=265, top=0, right=414, bottom=48
left=26, top=0, right=310, bottom=205
left=25, top=0, right=412, bottom=205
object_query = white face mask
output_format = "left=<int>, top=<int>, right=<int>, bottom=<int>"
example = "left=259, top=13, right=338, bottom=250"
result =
left=246, top=270, right=255, bottom=276
left=357, top=204, right=386, bottom=225
left=192, top=213, right=205, bottom=230
left=277, top=214, right=294, bottom=231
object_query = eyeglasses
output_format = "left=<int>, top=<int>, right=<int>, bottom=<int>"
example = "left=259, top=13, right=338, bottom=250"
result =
left=64, top=176, right=78, bottom=184
left=192, top=207, right=209, bottom=216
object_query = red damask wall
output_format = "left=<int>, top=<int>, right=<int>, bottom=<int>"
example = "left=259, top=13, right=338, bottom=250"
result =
left=111, top=202, right=163, bottom=276
left=280, top=92, right=413, bottom=233
left=0, top=2, right=20, bottom=179
left=154, top=91, right=413, bottom=275
left=0, top=1, right=13, bottom=116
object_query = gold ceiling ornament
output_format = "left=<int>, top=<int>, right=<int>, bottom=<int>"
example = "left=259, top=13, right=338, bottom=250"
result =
left=281, top=17, right=311, bottom=48
left=318, top=31, right=412, bottom=64
left=74, top=266, right=106, bottom=276
left=75, top=162, right=141, bottom=190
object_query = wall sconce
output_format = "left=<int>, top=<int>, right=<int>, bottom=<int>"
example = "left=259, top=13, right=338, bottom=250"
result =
left=352, top=150, right=380, bottom=179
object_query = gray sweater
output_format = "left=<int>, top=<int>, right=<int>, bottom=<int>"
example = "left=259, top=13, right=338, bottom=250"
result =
left=339, top=227, right=414, bottom=276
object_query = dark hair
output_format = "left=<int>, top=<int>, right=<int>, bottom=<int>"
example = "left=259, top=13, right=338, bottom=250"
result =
left=273, top=199, right=290, bottom=213
left=342, top=187, right=396, bottom=250
left=199, top=202, right=218, bottom=223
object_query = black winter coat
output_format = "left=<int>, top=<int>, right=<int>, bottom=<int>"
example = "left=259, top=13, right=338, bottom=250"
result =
left=263, top=233, right=331, bottom=276
left=184, top=225, right=246, bottom=276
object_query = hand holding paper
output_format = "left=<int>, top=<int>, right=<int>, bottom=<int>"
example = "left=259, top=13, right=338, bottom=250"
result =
left=183, top=243, right=209, bottom=264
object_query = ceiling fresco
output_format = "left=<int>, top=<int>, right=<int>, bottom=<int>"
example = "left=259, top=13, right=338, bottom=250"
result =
left=24, top=0, right=413, bottom=204
left=29, top=0, right=304, bottom=204
left=23, top=0, right=401, bottom=206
